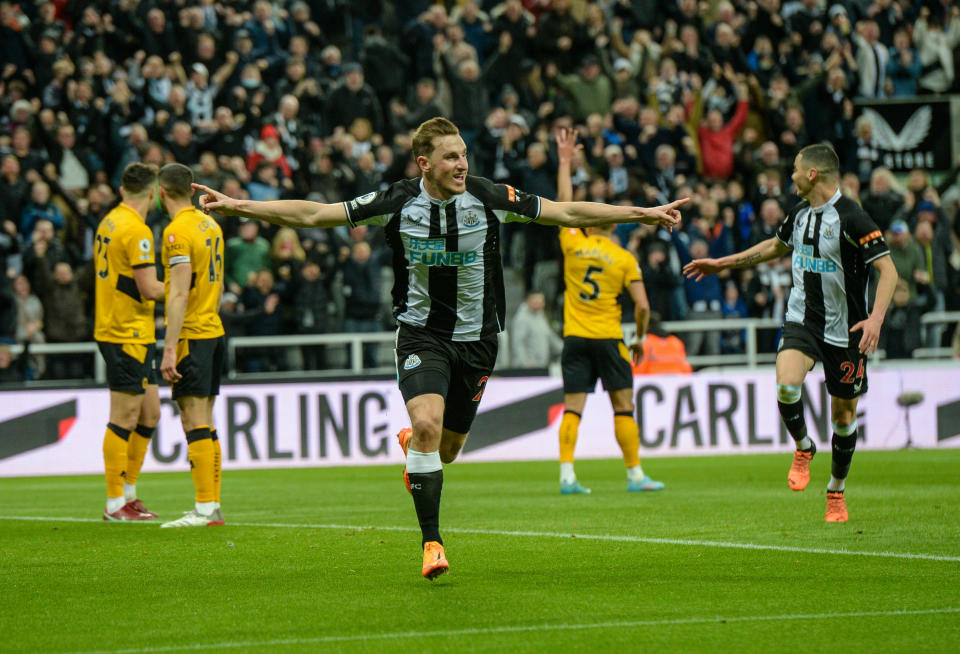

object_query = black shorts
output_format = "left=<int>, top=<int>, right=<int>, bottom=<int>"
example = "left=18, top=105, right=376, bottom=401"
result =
left=395, top=323, right=498, bottom=434
left=561, top=336, right=633, bottom=394
left=172, top=336, right=225, bottom=400
left=779, top=322, right=867, bottom=399
left=97, top=341, right=158, bottom=393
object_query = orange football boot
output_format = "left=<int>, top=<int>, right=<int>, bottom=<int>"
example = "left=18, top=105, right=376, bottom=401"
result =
left=422, top=541, right=449, bottom=580
left=825, top=491, right=848, bottom=522
left=788, top=448, right=815, bottom=491
left=397, top=428, right=412, bottom=494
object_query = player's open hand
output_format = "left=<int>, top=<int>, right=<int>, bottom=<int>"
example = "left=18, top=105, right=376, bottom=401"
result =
left=644, top=197, right=688, bottom=231
left=683, top=258, right=722, bottom=281
left=850, top=315, right=882, bottom=354
left=160, top=348, right=182, bottom=384
left=192, top=182, right=240, bottom=216
left=555, top=127, right=582, bottom=162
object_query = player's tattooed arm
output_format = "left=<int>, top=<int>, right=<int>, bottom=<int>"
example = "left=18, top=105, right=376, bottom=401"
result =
left=683, top=237, right=789, bottom=281
left=732, top=252, right=765, bottom=267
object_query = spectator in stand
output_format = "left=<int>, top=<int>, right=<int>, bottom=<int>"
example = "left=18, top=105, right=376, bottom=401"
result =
left=746, top=256, right=792, bottom=352
left=510, top=290, right=562, bottom=369
left=914, top=218, right=951, bottom=348
left=247, top=161, right=284, bottom=203
left=239, top=269, right=284, bottom=372
left=698, top=74, right=750, bottom=180
left=341, top=240, right=382, bottom=369
left=246, top=124, right=292, bottom=180
left=24, top=254, right=88, bottom=379
left=720, top=280, right=748, bottom=354
left=555, top=55, right=613, bottom=123
left=750, top=198, right=783, bottom=247
left=913, top=7, right=960, bottom=95
left=673, top=235, right=723, bottom=355
left=885, top=29, right=922, bottom=97
left=225, top=219, right=271, bottom=295
left=13, top=274, right=45, bottom=379
left=860, top=168, right=902, bottom=232
left=326, top=63, right=384, bottom=137
left=641, top=243, right=682, bottom=322
left=880, top=280, right=921, bottom=359
left=886, top=220, right=925, bottom=305
left=0, top=155, right=29, bottom=220
left=292, top=255, right=330, bottom=371
left=20, top=181, right=64, bottom=238
left=269, top=227, right=305, bottom=290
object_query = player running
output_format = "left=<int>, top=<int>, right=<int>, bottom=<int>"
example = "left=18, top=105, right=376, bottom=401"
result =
left=156, top=163, right=227, bottom=528
left=191, top=117, right=686, bottom=577
left=683, top=144, right=897, bottom=522
left=554, top=128, right=664, bottom=494
left=94, top=163, right=165, bottom=521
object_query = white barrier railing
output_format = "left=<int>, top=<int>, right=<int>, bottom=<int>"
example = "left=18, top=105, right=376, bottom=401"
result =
left=5, top=313, right=956, bottom=385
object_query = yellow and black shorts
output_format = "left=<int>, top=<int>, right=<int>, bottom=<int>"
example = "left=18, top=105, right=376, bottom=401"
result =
left=561, top=336, right=633, bottom=394
left=97, top=341, right=158, bottom=393
left=171, top=336, right=225, bottom=399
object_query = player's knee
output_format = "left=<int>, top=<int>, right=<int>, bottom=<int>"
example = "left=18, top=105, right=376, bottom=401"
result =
left=777, top=384, right=802, bottom=404
left=411, top=414, right=443, bottom=442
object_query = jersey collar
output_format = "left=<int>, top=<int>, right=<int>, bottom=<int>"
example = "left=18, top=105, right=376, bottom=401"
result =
left=810, top=188, right=842, bottom=210
left=419, top=178, right=457, bottom=208
left=173, top=206, right=197, bottom=221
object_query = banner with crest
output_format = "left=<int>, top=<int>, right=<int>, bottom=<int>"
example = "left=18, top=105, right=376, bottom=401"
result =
left=856, top=96, right=958, bottom=172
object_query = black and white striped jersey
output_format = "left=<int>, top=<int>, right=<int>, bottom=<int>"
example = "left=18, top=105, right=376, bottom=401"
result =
left=776, top=189, right=890, bottom=348
left=343, top=176, right=542, bottom=341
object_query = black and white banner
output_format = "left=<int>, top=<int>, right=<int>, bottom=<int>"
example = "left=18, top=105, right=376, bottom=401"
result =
left=856, top=96, right=958, bottom=171
left=1, top=368, right=959, bottom=477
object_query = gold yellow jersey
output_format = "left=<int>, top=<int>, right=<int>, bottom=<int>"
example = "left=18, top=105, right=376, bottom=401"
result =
left=161, top=206, right=225, bottom=339
left=560, top=228, right=642, bottom=339
left=93, top=203, right=156, bottom=343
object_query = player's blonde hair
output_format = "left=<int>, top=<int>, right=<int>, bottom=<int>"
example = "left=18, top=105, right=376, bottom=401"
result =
left=412, top=117, right=460, bottom=159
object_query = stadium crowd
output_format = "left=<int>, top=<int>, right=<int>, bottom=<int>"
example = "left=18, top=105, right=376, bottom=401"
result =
left=1, top=0, right=960, bottom=381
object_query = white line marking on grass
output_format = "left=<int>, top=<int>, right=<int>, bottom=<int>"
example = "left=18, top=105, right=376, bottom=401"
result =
left=2, top=515, right=959, bottom=563
left=61, top=607, right=960, bottom=654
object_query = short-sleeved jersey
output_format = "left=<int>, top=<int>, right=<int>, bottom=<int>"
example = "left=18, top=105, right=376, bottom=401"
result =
left=344, top=176, right=542, bottom=341
left=775, top=189, right=890, bottom=348
left=93, top=203, right=156, bottom=343
left=161, top=207, right=225, bottom=339
left=560, top=228, right=643, bottom=340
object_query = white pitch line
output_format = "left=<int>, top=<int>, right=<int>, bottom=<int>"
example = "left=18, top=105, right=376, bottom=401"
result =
left=62, top=607, right=960, bottom=654
left=2, top=514, right=959, bottom=563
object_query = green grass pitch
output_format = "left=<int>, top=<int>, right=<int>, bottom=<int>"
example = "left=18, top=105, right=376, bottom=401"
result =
left=1, top=450, right=959, bottom=653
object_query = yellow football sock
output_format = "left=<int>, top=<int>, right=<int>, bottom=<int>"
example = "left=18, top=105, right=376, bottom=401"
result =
left=614, top=412, right=640, bottom=468
left=559, top=411, right=581, bottom=463
left=103, top=423, right=130, bottom=498
left=211, top=428, right=222, bottom=503
left=125, top=424, right=154, bottom=486
left=186, top=426, right=215, bottom=503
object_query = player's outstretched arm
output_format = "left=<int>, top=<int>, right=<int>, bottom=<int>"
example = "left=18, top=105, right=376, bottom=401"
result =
left=538, top=196, right=687, bottom=230
left=555, top=127, right=581, bottom=203
left=683, top=236, right=790, bottom=281
left=850, top=254, right=897, bottom=355
left=191, top=183, right=349, bottom=228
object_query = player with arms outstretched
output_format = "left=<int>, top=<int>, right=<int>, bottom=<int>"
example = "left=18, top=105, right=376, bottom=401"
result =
left=683, top=143, right=897, bottom=522
left=554, top=128, right=664, bottom=494
left=192, top=117, right=686, bottom=577
left=94, top=163, right=166, bottom=521
left=156, top=163, right=227, bottom=528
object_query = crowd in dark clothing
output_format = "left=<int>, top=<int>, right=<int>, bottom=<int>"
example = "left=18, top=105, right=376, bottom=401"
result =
left=2, top=0, right=960, bottom=382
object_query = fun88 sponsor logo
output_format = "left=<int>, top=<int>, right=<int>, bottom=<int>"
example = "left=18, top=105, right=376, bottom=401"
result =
left=793, top=244, right=837, bottom=273
left=408, top=238, right=478, bottom=266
